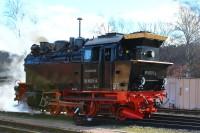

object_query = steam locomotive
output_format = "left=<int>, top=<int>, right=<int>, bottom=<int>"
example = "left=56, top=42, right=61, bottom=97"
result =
left=14, top=30, right=172, bottom=123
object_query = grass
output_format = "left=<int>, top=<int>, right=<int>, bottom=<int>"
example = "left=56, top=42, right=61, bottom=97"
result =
left=122, top=126, right=199, bottom=133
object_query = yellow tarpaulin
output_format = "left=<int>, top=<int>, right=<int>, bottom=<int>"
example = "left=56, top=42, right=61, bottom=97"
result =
left=124, top=32, right=167, bottom=41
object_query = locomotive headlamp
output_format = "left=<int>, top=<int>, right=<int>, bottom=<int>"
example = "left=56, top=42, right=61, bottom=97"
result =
left=139, top=77, right=146, bottom=88
left=14, top=85, right=19, bottom=91
left=154, top=98, right=162, bottom=107
left=160, top=78, right=167, bottom=88
left=163, top=78, right=167, bottom=86
left=14, top=80, right=20, bottom=91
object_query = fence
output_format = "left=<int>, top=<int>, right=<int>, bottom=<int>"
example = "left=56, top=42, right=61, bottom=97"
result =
left=164, top=78, right=200, bottom=110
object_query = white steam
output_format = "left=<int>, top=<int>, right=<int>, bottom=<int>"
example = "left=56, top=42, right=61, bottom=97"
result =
left=0, top=25, right=32, bottom=112
left=0, top=54, right=30, bottom=112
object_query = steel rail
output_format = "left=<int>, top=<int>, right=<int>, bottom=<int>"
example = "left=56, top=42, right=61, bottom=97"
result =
left=0, top=119, right=78, bottom=133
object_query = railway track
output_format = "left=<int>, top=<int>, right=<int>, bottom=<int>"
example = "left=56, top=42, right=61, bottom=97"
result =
left=78, top=113, right=200, bottom=131
left=0, top=111, right=199, bottom=132
left=0, top=119, right=78, bottom=133
left=129, top=113, right=200, bottom=130
left=158, top=108, right=200, bottom=115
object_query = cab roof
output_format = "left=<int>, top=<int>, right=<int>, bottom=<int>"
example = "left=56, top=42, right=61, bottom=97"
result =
left=84, top=31, right=167, bottom=47
left=85, top=33, right=123, bottom=46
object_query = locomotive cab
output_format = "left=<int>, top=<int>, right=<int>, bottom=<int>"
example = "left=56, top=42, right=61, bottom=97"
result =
left=120, top=32, right=172, bottom=91
left=83, top=32, right=172, bottom=91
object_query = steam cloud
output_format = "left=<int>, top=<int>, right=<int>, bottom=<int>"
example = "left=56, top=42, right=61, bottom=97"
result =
left=0, top=54, right=29, bottom=112
left=0, top=25, right=31, bottom=112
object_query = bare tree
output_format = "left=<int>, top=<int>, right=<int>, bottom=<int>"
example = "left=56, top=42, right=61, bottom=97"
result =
left=137, top=22, right=173, bottom=36
left=93, top=22, right=111, bottom=36
left=4, top=0, right=25, bottom=37
left=179, top=0, right=200, bottom=11
left=175, top=6, right=200, bottom=45
left=93, top=18, right=133, bottom=36
left=4, top=0, right=38, bottom=38
left=174, top=5, right=200, bottom=77
left=108, top=18, right=133, bottom=33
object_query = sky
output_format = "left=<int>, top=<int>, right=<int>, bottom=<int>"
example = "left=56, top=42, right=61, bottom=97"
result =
left=30, top=0, right=180, bottom=38
left=0, top=0, right=187, bottom=54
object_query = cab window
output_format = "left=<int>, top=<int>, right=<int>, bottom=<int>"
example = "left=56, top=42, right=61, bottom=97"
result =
left=84, top=49, right=92, bottom=61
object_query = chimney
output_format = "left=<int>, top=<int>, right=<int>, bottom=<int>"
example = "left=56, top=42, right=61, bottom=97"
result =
left=77, top=17, right=82, bottom=38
